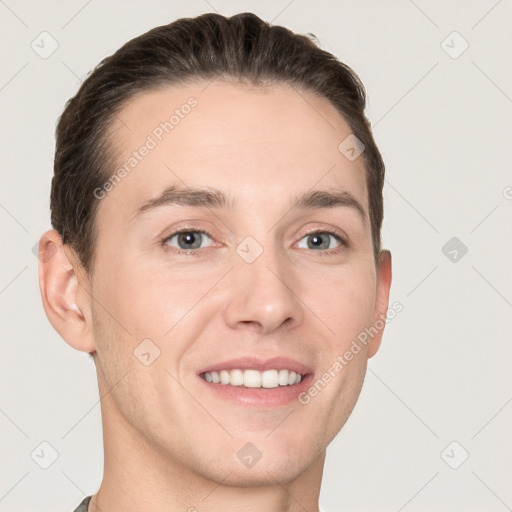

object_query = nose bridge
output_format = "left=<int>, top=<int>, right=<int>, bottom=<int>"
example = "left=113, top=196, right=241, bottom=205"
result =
left=223, top=232, right=303, bottom=333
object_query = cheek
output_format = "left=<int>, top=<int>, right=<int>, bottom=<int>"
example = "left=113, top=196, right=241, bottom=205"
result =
left=304, top=263, right=377, bottom=347
left=93, top=251, right=179, bottom=339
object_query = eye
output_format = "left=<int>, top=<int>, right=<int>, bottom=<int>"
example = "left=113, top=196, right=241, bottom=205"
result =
left=163, top=230, right=214, bottom=253
left=161, top=227, right=347, bottom=256
left=296, top=230, right=345, bottom=253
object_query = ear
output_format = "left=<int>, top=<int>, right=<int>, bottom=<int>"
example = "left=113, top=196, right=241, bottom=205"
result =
left=367, top=250, right=392, bottom=358
left=37, top=229, right=96, bottom=353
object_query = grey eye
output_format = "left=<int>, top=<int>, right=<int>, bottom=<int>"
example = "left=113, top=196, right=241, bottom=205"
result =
left=165, top=231, right=213, bottom=251
left=296, top=232, right=341, bottom=251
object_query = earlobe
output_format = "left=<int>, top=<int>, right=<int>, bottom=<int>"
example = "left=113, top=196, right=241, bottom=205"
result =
left=367, top=250, right=392, bottom=359
left=37, top=229, right=96, bottom=353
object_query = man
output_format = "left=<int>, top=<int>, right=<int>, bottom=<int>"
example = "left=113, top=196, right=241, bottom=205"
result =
left=38, top=12, right=391, bottom=512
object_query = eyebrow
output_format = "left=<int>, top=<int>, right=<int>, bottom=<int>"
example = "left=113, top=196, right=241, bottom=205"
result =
left=133, top=185, right=367, bottom=224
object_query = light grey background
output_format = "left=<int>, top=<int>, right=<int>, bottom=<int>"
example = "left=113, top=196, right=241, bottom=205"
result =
left=1, top=1, right=511, bottom=511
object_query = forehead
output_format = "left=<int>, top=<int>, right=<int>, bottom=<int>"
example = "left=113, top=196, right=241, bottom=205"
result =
left=101, top=80, right=368, bottom=220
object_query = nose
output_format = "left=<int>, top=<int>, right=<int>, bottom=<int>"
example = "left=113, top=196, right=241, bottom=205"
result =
left=222, top=239, right=304, bottom=335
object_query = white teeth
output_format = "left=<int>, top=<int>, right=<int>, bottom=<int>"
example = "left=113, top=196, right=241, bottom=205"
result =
left=230, top=369, right=244, bottom=386
left=261, top=370, right=279, bottom=388
left=244, top=370, right=261, bottom=388
left=278, top=369, right=289, bottom=386
left=202, top=368, right=304, bottom=388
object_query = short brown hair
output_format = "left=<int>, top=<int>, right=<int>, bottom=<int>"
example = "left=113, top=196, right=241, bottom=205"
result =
left=51, top=12, right=385, bottom=274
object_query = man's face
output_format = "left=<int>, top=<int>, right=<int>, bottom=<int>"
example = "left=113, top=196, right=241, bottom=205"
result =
left=83, top=80, right=390, bottom=485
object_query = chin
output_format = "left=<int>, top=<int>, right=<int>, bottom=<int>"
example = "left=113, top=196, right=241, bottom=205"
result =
left=207, top=460, right=310, bottom=488
left=195, top=438, right=320, bottom=487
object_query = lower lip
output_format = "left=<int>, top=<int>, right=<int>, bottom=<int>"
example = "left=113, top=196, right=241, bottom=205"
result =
left=198, top=373, right=314, bottom=407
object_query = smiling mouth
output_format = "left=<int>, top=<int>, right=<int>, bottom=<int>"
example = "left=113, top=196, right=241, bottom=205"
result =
left=200, top=368, right=304, bottom=388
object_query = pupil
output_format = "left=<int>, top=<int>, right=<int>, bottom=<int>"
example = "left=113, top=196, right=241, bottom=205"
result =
left=180, top=232, right=199, bottom=249
left=309, top=234, right=328, bottom=249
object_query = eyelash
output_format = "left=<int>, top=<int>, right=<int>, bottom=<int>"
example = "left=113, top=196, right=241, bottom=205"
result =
left=161, top=224, right=348, bottom=257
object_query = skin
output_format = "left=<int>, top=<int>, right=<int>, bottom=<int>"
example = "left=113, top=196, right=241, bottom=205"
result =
left=38, top=80, right=392, bottom=512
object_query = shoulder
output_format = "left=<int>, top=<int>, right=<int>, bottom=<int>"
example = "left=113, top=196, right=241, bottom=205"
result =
left=71, top=495, right=92, bottom=512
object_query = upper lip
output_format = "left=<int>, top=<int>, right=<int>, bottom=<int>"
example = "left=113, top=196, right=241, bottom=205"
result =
left=197, top=356, right=313, bottom=376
